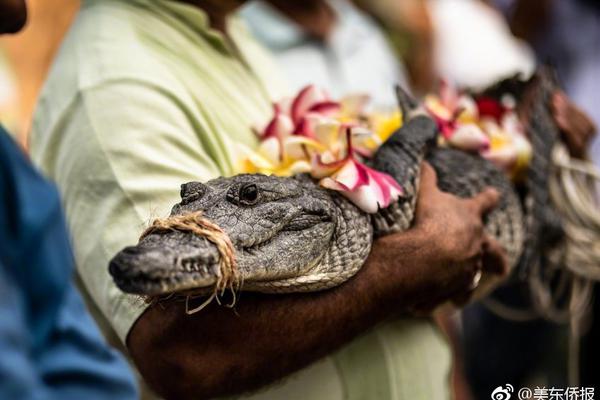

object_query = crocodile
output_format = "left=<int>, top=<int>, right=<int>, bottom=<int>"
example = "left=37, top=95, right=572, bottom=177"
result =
left=109, top=74, right=561, bottom=300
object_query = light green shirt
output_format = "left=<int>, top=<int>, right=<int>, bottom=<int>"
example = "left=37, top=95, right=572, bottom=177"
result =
left=30, top=1, right=451, bottom=399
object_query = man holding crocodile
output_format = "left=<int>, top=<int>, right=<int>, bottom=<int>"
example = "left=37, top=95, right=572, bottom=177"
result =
left=30, top=0, right=509, bottom=398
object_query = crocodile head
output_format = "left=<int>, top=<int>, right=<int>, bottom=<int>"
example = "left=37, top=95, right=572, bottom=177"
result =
left=109, top=174, right=340, bottom=297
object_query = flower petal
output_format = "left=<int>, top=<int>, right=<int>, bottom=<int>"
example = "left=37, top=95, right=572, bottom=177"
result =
left=311, top=152, right=347, bottom=178
left=291, top=85, right=329, bottom=124
left=257, top=137, right=283, bottom=165
left=333, top=159, right=369, bottom=190
left=371, top=110, right=403, bottom=143
left=314, top=119, right=343, bottom=150
left=263, top=113, right=294, bottom=139
left=425, top=95, right=453, bottom=121
left=440, top=79, right=459, bottom=111
left=274, top=97, right=293, bottom=116
left=340, top=185, right=381, bottom=213
left=448, top=123, right=490, bottom=151
left=308, top=101, right=341, bottom=117
left=500, top=112, right=524, bottom=136
left=482, top=146, right=518, bottom=169
left=283, top=135, right=325, bottom=160
left=366, top=166, right=403, bottom=206
left=320, top=176, right=352, bottom=192
left=293, top=112, right=329, bottom=138
left=242, top=148, right=277, bottom=171
left=456, top=95, right=479, bottom=121
left=286, top=160, right=312, bottom=175
left=476, top=96, right=505, bottom=122
left=340, top=94, right=371, bottom=117
left=318, top=158, right=402, bottom=213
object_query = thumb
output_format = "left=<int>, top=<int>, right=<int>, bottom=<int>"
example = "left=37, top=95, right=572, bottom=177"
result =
left=418, top=162, right=438, bottom=194
left=469, top=187, right=500, bottom=217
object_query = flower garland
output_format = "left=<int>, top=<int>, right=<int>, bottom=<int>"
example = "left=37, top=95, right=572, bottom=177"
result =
left=238, top=85, right=403, bottom=213
left=425, top=81, right=532, bottom=179
left=238, top=83, right=533, bottom=213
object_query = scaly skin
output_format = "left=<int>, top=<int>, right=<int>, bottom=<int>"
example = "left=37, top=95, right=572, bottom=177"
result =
left=109, top=174, right=372, bottom=296
left=109, top=93, right=526, bottom=298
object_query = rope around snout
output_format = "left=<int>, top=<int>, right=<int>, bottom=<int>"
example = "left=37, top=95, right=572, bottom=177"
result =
left=140, top=211, right=239, bottom=314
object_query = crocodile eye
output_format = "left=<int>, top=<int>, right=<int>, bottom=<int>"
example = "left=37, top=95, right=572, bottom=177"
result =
left=239, top=183, right=258, bottom=205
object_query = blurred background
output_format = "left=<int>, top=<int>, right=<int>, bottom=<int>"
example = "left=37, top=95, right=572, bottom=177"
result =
left=4, top=0, right=598, bottom=162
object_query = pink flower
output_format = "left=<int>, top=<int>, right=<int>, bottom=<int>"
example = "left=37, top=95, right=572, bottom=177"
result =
left=248, top=85, right=403, bottom=212
left=291, top=85, right=341, bottom=124
left=311, top=130, right=402, bottom=213
left=262, top=107, right=294, bottom=140
left=425, top=80, right=489, bottom=152
left=448, top=123, right=490, bottom=151
left=481, top=146, right=518, bottom=169
left=259, top=85, right=343, bottom=141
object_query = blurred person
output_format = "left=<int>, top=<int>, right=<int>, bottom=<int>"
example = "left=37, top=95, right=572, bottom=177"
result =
left=494, top=0, right=600, bottom=166
left=239, top=0, right=410, bottom=107
left=0, top=1, right=138, bottom=399
left=30, top=0, right=507, bottom=398
left=427, top=0, right=535, bottom=90
left=351, top=0, right=437, bottom=94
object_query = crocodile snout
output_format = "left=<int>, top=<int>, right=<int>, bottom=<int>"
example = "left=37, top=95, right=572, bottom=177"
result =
left=109, top=231, right=221, bottom=296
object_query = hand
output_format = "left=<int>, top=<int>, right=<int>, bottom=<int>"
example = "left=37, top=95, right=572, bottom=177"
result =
left=552, top=91, right=597, bottom=159
left=373, top=162, right=508, bottom=313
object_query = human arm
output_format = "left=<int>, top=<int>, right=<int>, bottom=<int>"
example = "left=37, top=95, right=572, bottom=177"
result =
left=127, top=163, right=507, bottom=400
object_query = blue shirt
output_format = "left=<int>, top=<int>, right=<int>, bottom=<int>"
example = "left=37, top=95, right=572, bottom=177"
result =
left=0, top=127, right=138, bottom=400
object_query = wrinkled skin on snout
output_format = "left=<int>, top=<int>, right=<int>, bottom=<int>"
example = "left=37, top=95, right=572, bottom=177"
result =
left=109, top=175, right=339, bottom=296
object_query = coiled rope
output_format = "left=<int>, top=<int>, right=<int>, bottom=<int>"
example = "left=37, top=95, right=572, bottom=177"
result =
left=484, top=144, right=600, bottom=385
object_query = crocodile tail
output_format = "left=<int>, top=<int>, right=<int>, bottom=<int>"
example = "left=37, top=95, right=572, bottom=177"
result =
left=518, top=68, right=565, bottom=276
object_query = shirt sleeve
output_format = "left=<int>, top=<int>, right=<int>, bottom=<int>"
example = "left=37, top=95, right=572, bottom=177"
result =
left=32, top=79, right=223, bottom=341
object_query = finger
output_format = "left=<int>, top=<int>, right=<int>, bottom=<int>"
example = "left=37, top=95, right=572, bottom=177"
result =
left=552, top=91, right=567, bottom=113
left=468, top=187, right=500, bottom=217
left=573, top=112, right=596, bottom=143
left=418, top=162, right=438, bottom=194
left=481, top=236, right=509, bottom=276
left=555, top=113, right=570, bottom=133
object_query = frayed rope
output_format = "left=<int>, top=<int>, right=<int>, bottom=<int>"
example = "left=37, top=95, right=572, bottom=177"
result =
left=140, top=211, right=240, bottom=314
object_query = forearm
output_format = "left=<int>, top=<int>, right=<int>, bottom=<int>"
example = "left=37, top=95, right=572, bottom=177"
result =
left=127, top=231, right=442, bottom=399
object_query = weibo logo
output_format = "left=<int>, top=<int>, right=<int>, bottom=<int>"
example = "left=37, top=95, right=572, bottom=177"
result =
left=491, top=384, right=514, bottom=400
